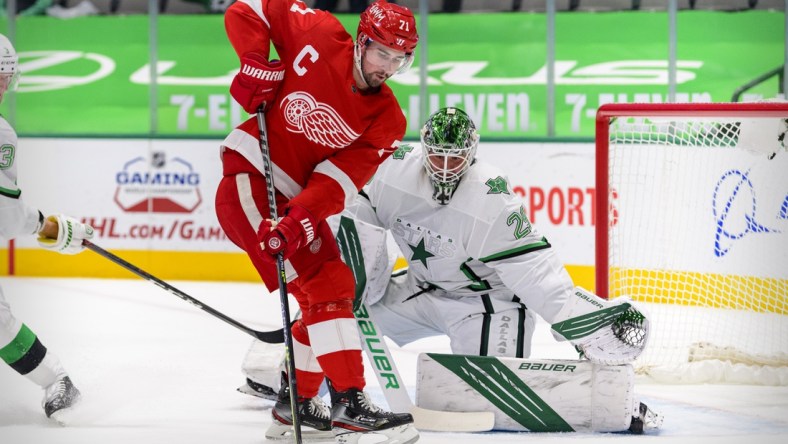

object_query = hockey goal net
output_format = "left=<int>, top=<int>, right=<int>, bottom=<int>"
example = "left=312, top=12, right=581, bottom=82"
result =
left=595, top=103, right=788, bottom=384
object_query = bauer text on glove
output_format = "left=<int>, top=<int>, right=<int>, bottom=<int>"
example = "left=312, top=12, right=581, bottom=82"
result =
left=37, top=214, right=95, bottom=255
left=230, top=54, right=285, bottom=114
left=258, top=205, right=317, bottom=263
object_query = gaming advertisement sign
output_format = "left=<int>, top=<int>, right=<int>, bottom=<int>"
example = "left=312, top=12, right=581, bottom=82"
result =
left=0, top=10, right=782, bottom=138
left=13, top=138, right=229, bottom=251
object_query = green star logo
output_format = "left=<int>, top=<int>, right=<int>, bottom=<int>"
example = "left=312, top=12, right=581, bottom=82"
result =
left=392, top=144, right=414, bottom=160
left=485, top=176, right=510, bottom=195
left=407, top=237, right=435, bottom=268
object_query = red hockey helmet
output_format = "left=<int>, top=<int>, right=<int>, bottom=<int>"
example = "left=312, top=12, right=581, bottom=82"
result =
left=357, top=0, right=418, bottom=56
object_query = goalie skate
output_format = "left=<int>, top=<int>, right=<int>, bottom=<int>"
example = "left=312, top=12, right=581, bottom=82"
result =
left=330, top=387, right=419, bottom=444
left=628, top=402, right=664, bottom=434
left=265, top=379, right=333, bottom=441
left=43, top=375, right=81, bottom=421
left=236, top=377, right=277, bottom=401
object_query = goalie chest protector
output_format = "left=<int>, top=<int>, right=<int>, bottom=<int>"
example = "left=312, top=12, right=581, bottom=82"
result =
left=416, top=353, right=636, bottom=432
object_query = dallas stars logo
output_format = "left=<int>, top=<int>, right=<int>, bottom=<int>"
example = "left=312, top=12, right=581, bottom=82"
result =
left=485, top=176, right=510, bottom=195
left=407, top=237, right=434, bottom=268
left=392, top=144, right=414, bottom=160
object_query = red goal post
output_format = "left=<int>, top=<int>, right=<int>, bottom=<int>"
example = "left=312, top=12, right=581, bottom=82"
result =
left=594, top=102, right=788, bottom=383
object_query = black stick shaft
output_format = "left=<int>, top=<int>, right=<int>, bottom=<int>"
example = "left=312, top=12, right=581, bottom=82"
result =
left=257, top=109, right=302, bottom=444
left=83, top=240, right=284, bottom=344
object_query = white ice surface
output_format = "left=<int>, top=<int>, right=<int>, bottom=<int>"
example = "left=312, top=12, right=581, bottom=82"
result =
left=1, top=276, right=787, bottom=444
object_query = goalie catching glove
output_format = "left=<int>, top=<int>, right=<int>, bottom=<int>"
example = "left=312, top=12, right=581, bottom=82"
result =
left=37, top=214, right=94, bottom=255
left=551, top=287, right=650, bottom=365
left=230, top=53, right=285, bottom=114
left=258, top=205, right=317, bottom=263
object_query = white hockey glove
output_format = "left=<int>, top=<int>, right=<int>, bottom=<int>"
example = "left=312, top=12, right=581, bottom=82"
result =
left=37, top=214, right=95, bottom=255
left=551, top=287, right=649, bottom=365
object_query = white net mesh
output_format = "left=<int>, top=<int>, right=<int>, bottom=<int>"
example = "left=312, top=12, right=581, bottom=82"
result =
left=603, top=108, right=788, bottom=384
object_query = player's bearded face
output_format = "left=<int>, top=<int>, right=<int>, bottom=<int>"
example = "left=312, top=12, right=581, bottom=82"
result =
left=361, top=42, right=406, bottom=88
left=0, top=74, right=11, bottom=103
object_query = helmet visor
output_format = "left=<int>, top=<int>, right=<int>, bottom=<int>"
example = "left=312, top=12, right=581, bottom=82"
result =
left=364, top=41, right=413, bottom=74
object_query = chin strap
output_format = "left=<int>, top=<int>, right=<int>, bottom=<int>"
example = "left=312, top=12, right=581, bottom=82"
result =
left=353, top=38, right=370, bottom=90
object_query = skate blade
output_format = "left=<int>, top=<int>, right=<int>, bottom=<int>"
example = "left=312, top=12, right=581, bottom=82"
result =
left=265, top=421, right=334, bottom=441
left=334, top=424, right=419, bottom=444
left=237, top=383, right=277, bottom=401
left=48, top=403, right=81, bottom=426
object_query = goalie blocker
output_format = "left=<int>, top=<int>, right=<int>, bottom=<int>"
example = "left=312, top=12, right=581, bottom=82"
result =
left=417, top=354, right=662, bottom=433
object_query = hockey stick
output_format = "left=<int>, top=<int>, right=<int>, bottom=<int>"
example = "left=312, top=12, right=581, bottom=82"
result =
left=334, top=218, right=495, bottom=432
left=83, top=240, right=285, bottom=343
left=256, top=109, right=302, bottom=444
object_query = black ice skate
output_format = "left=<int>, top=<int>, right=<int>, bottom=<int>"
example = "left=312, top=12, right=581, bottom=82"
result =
left=265, top=377, right=333, bottom=441
left=628, top=402, right=664, bottom=434
left=329, top=385, right=419, bottom=444
left=236, top=377, right=278, bottom=401
left=43, top=375, right=81, bottom=419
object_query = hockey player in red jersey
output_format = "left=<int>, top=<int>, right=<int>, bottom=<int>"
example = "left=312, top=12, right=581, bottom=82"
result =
left=215, top=0, right=419, bottom=442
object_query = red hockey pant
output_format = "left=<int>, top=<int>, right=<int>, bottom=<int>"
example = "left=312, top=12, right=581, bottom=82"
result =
left=216, top=170, right=364, bottom=397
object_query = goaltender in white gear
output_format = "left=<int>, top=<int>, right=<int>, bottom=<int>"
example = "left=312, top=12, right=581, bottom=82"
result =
left=239, top=107, right=662, bottom=433
left=0, top=33, right=95, bottom=421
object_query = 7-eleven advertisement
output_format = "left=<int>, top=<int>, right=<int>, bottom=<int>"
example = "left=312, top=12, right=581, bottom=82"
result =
left=0, top=10, right=782, bottom=138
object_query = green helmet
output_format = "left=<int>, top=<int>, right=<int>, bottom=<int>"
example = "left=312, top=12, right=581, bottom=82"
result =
left=420, top=107, right=479, bottom=205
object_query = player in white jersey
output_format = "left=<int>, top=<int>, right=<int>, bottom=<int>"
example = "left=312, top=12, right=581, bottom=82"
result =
left=346, top=107, right=627, bottom=359
left=0, top=33, right=95, bottom=421
left=348, top=113, right=546, bottom=357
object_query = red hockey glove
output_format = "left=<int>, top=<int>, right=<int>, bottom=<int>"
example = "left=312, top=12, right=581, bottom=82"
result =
left=230, top=53, right=285, bottom=114
left=258, top=205, right=317, bottom=263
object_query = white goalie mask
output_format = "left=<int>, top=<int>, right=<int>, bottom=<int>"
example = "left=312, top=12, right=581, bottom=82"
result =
left=0, top=34, right=20, bottom=94
left=420, top=107, right=480, bottom=205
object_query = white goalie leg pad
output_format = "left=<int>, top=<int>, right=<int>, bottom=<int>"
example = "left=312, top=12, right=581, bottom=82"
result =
left=240, top=339, right=286, bottom=392
left=551, top=286, right=650, bottom=365
left=417, top=353, right=639, bottom=433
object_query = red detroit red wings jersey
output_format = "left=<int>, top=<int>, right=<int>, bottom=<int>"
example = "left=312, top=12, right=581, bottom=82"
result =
left=223, top=0, right=406, bottom=222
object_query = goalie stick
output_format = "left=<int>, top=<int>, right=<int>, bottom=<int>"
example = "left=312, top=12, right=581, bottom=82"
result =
left=230, top=295, right=496, bottom=429
left=83, top=240, right=285, bottom=344
left=355, top=302, right=496, bottom=432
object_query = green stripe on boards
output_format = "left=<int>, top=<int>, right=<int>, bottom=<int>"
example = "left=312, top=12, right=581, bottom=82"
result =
left=428, top=354, right=574, bottom=432
left=0, top=324, right=38, bottom=365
